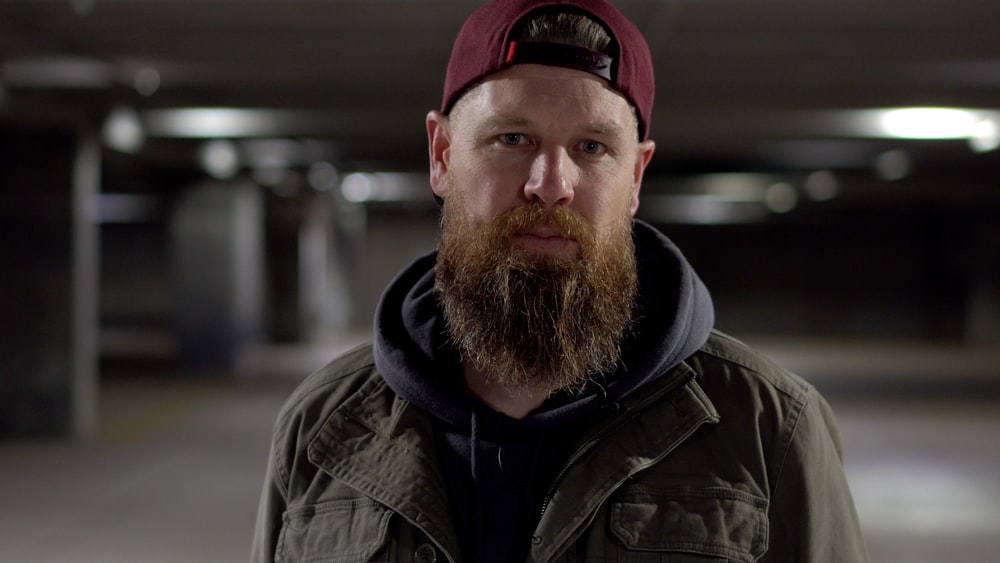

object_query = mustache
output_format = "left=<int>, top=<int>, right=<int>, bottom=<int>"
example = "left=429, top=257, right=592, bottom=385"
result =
left=491, top=204, right=595, bottom=243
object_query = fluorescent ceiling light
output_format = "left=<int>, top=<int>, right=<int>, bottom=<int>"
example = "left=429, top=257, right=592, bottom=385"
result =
left=2, top=57, right=112, bottom=88
left=822, top=107, right=1000, bottom=148
left=146, top=108, right=283, bottom=138
left=879, top=107, right=978, bottom=139
left=144, top=108, right=347, bottom=138
left=872, top=107, right=999, bottom=152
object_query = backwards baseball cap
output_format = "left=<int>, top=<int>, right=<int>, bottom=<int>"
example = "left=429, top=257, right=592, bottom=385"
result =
left=441, top=0, right=655, bottom=140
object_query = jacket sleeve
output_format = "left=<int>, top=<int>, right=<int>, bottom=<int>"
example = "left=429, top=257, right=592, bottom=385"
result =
left=250, top=431, right=288, bottom=563
left=762, top=387, right=870, bottom=562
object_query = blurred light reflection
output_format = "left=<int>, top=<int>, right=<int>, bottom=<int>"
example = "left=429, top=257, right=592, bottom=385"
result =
left=102, top=106, right=145, bottom=153
left=805, top=170, right=839, bottom=201
left=764, top=182, right=798, bottom=213
left=875, top=149, right=912, bottom=181
left=308, top=162, right=339, bottom=192
left=969, top=119, right=1000, bottom=153
left=198, top=139, right=240, bottom=179
left=133, top=67, right=160, bottom=97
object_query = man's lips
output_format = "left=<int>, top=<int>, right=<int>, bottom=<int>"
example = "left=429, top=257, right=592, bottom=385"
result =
left=511, top=226, right=577, bottom=254
left=521, top=225, right=574, bottom=240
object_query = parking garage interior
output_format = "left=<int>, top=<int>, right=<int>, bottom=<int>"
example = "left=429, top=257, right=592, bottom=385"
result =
left=2, top=1, right=999, bottom=561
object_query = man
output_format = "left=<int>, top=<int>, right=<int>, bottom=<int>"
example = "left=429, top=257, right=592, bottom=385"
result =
left=252, top=1, right=869, bottom=561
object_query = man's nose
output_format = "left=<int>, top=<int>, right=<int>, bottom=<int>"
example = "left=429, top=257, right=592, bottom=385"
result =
left=523, top=148, right=575, bottom=206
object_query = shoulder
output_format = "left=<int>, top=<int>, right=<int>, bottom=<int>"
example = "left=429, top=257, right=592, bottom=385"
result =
left=691, top=329, right=815, bottom=404
left=270, top=343, right=382, bottom=450
left=283, top=344, right=378, bottom=407
left=684, top=330, right=832, bottom=455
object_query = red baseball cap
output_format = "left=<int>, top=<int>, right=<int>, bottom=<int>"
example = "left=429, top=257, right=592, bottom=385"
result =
left=441, top=0, right=655, bottom=140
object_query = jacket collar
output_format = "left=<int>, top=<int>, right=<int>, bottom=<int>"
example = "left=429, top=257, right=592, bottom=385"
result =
left=307, top=373, right=463, bottom=562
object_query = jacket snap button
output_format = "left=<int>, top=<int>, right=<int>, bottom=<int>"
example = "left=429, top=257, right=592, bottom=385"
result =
left=414, top=543, right=437, bottom=563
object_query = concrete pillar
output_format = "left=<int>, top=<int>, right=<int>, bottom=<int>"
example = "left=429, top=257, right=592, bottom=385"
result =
left=265, top=191, right=354, bottom=341
left=299, top=193, right=351, bottom=336
left=0, top=123, right=99, bottom=439
left=71, top=135, right=101, bottom=439
left=171, top=180, right=265, bottom=374
left=966, top=227, right=1000, bottom=346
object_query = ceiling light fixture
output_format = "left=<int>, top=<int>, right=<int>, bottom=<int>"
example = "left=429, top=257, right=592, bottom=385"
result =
left=878, top=107, right=978, bottom=140
left=146, top=108, right=284, bottom=138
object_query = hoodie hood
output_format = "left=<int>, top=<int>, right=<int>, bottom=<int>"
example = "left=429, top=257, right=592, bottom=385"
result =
left=373, top=219, right=714, bottom=430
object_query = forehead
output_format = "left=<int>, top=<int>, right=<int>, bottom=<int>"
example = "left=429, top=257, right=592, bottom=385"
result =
left=450, top=64, right=637, bottom=136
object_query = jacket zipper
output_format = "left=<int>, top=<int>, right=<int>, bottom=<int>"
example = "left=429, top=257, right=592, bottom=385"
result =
left=537, top=408, right=642, bottom=519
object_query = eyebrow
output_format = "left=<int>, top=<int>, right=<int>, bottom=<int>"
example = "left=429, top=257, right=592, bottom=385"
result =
left=480, top=112, right=628, bottom=139
left=480, top=113, right=533, bottom=131
left=582, top=120, right=627, bottom=138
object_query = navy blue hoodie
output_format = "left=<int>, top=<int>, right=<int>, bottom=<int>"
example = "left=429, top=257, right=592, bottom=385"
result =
left=373, top=220, right=714, bottom=563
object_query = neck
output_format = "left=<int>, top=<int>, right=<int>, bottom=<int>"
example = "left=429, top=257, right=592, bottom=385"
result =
left=462, top=364, right=549, bottom=420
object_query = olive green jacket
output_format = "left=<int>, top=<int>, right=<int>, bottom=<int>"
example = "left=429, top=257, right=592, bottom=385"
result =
left=251, top=331, right=868, bottom=562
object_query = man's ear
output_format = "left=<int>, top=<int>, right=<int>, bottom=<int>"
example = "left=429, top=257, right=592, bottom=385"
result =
left=426, top=110, right=452, bottom=199
left=630, top=139, right=656, bottom=216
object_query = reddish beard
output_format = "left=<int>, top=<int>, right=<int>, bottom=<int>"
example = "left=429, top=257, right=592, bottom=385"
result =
left=435, top=191, right=638, bottom=396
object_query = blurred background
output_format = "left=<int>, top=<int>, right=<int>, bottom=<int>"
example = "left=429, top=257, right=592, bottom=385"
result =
left=1, top=0, right=998, bottom=561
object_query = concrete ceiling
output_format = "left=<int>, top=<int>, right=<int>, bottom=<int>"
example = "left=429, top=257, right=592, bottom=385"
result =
left=2, top=0, right=1000, bottom=186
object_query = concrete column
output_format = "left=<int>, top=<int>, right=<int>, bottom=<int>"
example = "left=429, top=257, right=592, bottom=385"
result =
left=0, top=123, right=98, bottom=439
left=966, top=228, right=1000, bottom=346
left=171, top=180, right=265, bottom=374
left=71, top=134, right=101, bottom=439
left=265, top=191, right=354, bottom=341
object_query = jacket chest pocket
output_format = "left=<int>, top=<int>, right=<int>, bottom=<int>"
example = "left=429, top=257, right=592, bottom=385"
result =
left=609, top=485, right=768, bottom=563
left=277, top=498, right=392, bottom=563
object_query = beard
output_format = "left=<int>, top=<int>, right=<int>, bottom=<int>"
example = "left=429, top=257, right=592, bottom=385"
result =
left=434, top=181, right=638, bottom=397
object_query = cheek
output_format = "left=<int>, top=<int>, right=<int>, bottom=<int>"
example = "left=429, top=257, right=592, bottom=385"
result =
left=456, top=167, right=528, bottom=216
left=579, top=172, right=637, bottom=223
left=445, top=178, right=511, bottom=228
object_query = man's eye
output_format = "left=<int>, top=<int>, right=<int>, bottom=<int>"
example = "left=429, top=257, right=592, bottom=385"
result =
left=581, top=140, right=604, bottom=155
left=501, top=133, right=523, bottom=146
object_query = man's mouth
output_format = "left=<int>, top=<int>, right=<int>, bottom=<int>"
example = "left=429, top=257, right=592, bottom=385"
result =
left=511, top=226, right=578, bottom=255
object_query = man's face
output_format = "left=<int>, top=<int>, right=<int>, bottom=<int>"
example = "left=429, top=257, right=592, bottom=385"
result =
left=427, top=64, right=656, bottom=394
left=428, top=64, right=654, bottom=249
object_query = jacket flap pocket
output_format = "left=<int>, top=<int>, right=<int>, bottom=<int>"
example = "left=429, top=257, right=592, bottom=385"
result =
left=278, top=498, right=391, bottom=563
left=611, top=486, right=767, bottom=563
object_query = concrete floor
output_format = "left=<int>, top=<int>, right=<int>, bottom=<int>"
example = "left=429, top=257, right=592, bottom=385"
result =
left=839, top=397, right=1000, bottom=563
left=1, top=339, right=998, bottom=563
